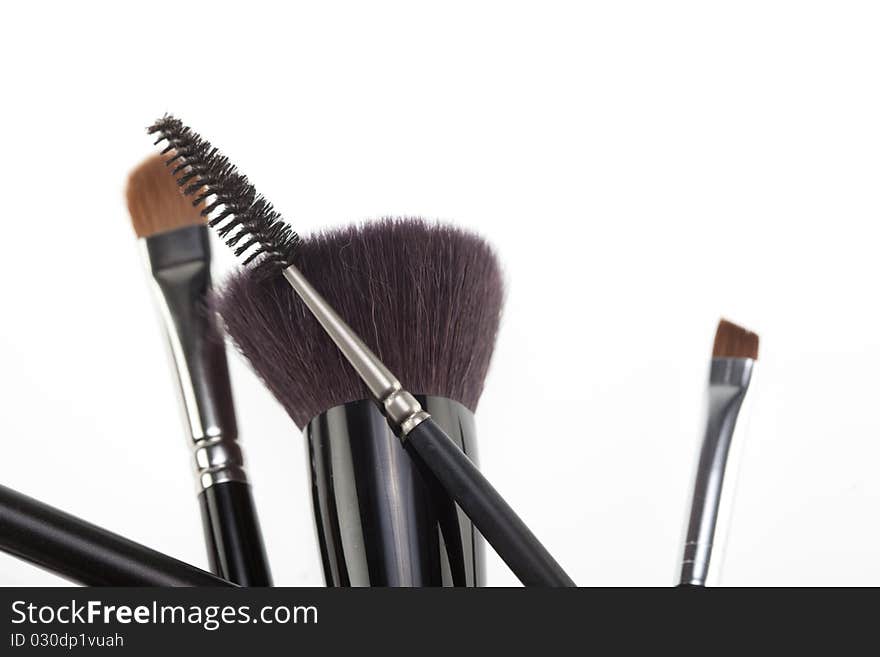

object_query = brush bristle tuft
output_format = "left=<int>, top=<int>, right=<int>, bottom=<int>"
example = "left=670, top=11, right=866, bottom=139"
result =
left=148, top=114, right=300, bottom=273
left=125, top=153, right=206, bottom=238
left=215, top=218, right=505, bottom=428
left=713, top=319, right=759, bottom=359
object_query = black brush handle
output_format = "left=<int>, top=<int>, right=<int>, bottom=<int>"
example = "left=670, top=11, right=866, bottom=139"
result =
left=198, top=481, right=272, bottom=586
left=404, top=418, right=575, bottom=587
left=0, top=484, right=233, bottom=586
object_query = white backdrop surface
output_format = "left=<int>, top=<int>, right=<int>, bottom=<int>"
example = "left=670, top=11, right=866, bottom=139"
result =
left=1, top=1, right=879, bottom=586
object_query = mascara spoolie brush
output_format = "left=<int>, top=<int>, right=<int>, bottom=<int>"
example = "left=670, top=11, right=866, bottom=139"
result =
left=217, top=219, right=502, bottom=586
left=678, top=318, right=759, bottom=587
left=0, top=484, right=233, bottom=586
left=126, top=155, right=271, bottom=585
left=148, top=114, right=574, bottom=587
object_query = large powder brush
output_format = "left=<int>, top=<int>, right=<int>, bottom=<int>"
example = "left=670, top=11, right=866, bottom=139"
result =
left=217, top=218, right=504, bottom=585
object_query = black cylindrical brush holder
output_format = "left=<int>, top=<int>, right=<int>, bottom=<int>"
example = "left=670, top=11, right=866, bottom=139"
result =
left=305, top=395, right=484, bottom=587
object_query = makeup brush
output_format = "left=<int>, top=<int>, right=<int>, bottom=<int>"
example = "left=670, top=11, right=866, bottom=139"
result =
left=0, top=484, right=233, bottom=586
left=147, top=114, right=574, bottom=587
left=126, top=154, right=271, bottom=585
left=678, top=318, right=759, bottom=587
left=217, top=218, right=502, bottom=586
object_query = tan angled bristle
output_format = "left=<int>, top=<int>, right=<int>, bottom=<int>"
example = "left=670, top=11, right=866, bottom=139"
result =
left=712, top=319, right=759, bottom=360
left=125, top=153, right=206, bottom=238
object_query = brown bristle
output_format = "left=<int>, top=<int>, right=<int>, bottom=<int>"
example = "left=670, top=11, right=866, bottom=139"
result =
left=125, top=153, right=206, bottom=238
left=712, top=319, right=759, bottom=360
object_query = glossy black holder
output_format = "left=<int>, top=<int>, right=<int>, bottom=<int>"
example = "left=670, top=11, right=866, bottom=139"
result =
left=305, top=396, right=484, bottom=586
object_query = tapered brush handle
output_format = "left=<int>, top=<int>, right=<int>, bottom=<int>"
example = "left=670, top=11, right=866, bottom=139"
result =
left=198, top=481, right=272, bottom=586
left=404, top=418, right=575, bottom=587
left=678, top=357, right=754, bottom=587
left=0, top=484, right=233, bottom=586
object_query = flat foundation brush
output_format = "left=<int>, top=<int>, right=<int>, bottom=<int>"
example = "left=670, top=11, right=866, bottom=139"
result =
left=678, top=319, right=759, bottom=587
left=217, top=219, right=502, bottom=586
left=147, top=115, right=574, bottom=587
left=126, top=155, right=271, bottom=585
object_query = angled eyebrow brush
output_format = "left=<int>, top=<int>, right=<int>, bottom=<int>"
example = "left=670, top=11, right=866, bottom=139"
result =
left=147, top=115, right=574, bottom=587
left=678, top=318, right=759, bottom=587
left=125, top=154, right=271, bottom=585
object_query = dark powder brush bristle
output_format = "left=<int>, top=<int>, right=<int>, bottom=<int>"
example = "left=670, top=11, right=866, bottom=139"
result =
left=215, top=218, right=505, bottom=428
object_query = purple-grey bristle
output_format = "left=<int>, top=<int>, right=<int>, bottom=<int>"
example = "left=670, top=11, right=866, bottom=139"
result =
left=148, top=114, right=300, bottom=274
left=215, top=218, right=505, bottom=428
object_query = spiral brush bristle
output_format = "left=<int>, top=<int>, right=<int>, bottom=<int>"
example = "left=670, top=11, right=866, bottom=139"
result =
left=147, top=115, right=300, bottom=272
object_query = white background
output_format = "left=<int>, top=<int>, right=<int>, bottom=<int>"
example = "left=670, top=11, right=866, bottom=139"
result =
left=1, top=1, right=878, bottom=586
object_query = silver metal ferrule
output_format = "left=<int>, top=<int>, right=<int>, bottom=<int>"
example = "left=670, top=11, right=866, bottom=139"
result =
left=678, top=357, right=755, bottom=586
left=143, top=225, right=247, bottom=490
left=282, top=264, right=430, bottom=436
